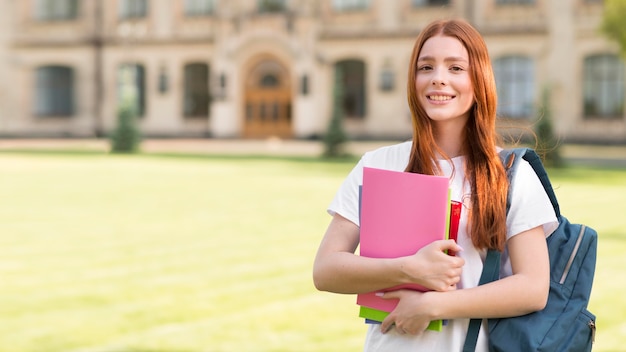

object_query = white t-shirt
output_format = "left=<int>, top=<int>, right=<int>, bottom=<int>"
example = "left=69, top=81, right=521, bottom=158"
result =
left=327, top=141, right=558, bottom=352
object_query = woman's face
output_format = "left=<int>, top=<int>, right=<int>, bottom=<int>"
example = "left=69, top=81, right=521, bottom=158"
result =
left=415, top=34, right=474, bottom=126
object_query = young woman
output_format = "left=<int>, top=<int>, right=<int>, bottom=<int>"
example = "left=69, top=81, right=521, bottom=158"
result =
left=312, top=19, right=558, bottom=351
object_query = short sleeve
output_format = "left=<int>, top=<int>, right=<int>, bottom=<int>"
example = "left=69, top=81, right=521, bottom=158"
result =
left=506, top=160, right=559, bottom=240
left=326, top=141, right=412, bottom=227
left=327, top=158, right=364, bottom=226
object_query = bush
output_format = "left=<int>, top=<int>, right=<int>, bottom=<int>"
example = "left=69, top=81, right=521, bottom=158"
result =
left=110, top=103, right=141, bottom=153
left=536, top=88, right=564, bottom=167
left=323, top=67, right=348, bottom=157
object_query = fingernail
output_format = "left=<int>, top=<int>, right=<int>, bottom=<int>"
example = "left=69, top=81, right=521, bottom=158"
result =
left=375, top=292, right=384, bottom=297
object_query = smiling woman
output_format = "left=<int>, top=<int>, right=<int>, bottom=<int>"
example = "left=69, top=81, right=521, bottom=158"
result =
left=313, top=18, right=557, bottom=352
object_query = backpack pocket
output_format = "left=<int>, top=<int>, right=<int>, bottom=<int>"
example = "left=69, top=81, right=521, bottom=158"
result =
left=554, top=309, right=595, bottom=352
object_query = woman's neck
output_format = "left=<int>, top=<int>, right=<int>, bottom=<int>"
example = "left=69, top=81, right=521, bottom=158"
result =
left=434, top=122, right=466, bottom=159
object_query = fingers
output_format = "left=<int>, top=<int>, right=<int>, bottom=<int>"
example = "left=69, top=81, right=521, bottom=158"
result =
left=397, top=327, right=409, bottom=335
left=440, top=239, right=464, bottom=255
left=380, top=321, right=420, bottom=335
left=434, top=272, right=461, bottom=292
left=377, top=289, right=408, bottom=301
left=381, top=314, right=395, bottom=334
left=425, top=240, right=465, bottom=266
left=381, top=319, right=410, bottom=335
left=377, top=291, right=391, bottom=299
left=379, top=291, right=435, bottom=336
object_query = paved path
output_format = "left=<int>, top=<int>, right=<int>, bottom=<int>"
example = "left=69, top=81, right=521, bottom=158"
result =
left=0, top=138, right=624, bottom=167
left=0, top=138, right=387, bottom=156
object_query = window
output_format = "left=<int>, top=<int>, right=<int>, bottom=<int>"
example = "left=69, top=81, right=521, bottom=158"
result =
left=119, top=0, right=147, bottom=19
left=493, top=56, right=535, bottom=118
left=583, top=54, right=625, bottom=118
left=35, top=0, right=78, bottom=21
left=336, top=60, right=367, bottom=118
left=35, top=66, right=74, bottom=116
left=260, top=74, right=280, bottom=87
left=332, top=0, right=370, bottom=11
left=183, top=63, right=210, bottom=117
left=184, top=0, right=214, bottom=16
left=411, top=0, right=450, bottom=7
left=117, top=64, right=146, bottom=116
left=258, top=0, right=287, bottom=13
left=496, top=0, right=535, bottom=4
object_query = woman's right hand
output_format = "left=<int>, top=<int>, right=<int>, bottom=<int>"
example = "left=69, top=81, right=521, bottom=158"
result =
left=314, top=214, right=465, bottom=294
left=400, top=239, right=465, bottom=291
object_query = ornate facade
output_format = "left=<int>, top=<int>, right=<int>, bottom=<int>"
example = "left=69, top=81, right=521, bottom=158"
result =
left=0, top=0, right=623, bottom=143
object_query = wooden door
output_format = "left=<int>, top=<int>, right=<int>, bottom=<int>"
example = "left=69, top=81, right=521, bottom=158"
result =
left=244, top=59, right=292, bottom=138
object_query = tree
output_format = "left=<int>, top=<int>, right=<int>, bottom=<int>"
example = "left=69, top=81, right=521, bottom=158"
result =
left=109, top=101, right=141, bottom=153
left=323, top=67, right=348, bottom=157
left=600, top=0, right=626, bottom=58
left=536, top=87, right=564, bottom=168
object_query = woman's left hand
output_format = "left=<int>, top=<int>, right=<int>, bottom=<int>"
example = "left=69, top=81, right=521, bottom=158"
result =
left=379, top=290, right=436, bottom=335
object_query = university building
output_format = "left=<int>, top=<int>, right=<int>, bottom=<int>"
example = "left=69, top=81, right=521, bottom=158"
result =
left=0, top=0, right=623, bottom=143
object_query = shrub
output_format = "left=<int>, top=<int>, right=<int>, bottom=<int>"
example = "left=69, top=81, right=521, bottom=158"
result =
left=323, top=67, right=348, bottom=157
left=110, top=102, right=141, bottom=153
left=536, top=88, right=564, bottom=167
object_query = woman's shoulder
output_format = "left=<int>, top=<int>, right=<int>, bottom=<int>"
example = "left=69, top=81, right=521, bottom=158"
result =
left=361, top=141, right=412, bottom=171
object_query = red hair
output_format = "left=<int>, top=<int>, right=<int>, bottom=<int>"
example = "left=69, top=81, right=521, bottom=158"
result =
left=404, top=19, right=508, bottom=251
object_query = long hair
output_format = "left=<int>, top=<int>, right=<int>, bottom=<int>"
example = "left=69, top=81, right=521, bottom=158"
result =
left=404, top=19, right=508, bottom=251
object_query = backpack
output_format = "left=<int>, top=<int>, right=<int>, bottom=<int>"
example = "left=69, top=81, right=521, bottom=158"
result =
left=463, top=148, right=598, bottom=352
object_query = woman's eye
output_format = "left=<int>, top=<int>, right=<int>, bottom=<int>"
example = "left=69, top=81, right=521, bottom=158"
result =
left=418, top=65, right=432, bottom=71
left=450, top=66, right=464, bottom=72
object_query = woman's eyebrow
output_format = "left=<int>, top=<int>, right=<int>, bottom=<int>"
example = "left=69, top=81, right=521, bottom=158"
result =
left=417, top=55, right=468, bottom=63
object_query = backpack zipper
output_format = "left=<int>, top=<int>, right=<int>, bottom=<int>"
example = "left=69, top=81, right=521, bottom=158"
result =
left=559, top=225, right=586, bottom=284
left=588, top=319, right=596, bottom=344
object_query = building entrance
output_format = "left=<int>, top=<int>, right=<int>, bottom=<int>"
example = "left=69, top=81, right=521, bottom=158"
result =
left=243, top=58, right=292, bottom=138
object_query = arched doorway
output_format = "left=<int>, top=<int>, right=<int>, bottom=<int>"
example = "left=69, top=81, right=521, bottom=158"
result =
left=243, top=58, right=292, bottom=138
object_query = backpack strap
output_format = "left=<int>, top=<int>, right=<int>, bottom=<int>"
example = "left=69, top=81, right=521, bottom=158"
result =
left=462, top=248, right=501, bottom=352
left=463, top=147, right=556, bottom=351
left=506, top=148, right=561, bottom=218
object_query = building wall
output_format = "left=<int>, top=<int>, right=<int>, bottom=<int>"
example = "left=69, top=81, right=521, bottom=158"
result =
left=0, top=0, right=623, bottom=143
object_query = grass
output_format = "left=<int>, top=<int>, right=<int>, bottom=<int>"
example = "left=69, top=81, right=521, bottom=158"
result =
left=0, top=151, right=624, bottom=352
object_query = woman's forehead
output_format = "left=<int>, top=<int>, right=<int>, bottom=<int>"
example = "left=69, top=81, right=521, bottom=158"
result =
left=418, top=35, right=469, bottom=61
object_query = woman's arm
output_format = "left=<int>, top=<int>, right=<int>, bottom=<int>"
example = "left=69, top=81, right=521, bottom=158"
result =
left=313, top=213, right=465, bottom=294
left=380, top=225, right=549, bottom=334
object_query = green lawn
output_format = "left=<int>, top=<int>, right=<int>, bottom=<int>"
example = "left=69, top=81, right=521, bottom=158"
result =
left=0, top=151, right=624, bottom=352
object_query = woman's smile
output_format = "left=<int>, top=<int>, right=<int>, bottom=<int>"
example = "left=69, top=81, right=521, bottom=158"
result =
left=427, top=93, right=455, bottom=103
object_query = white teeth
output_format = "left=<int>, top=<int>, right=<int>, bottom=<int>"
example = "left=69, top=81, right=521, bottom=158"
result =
left=429, top=95, right=452, bottom=101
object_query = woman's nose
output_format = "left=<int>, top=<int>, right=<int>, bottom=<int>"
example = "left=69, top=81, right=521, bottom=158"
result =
left=431, top=73, right=446, bottom=86
left=431, top=68, right=447, bottom=86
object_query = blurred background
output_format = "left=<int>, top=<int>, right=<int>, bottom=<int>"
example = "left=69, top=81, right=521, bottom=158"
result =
left=0, top=0, right=623, bottom=144
left=0, top=1, right=625, bottom=352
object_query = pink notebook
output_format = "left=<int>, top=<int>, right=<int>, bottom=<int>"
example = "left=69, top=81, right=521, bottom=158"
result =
left=357, top=167, right=451, bottom=328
